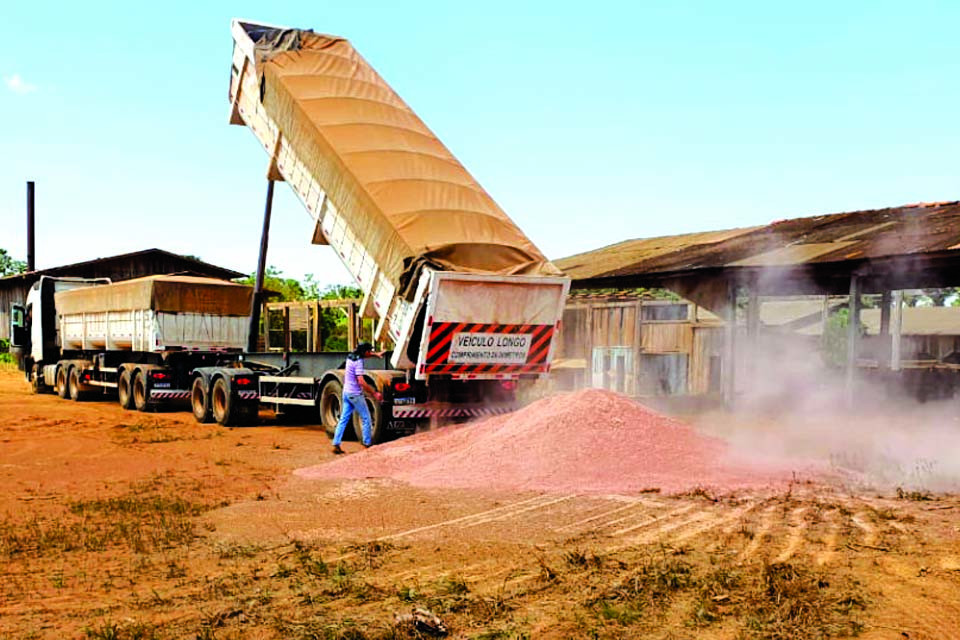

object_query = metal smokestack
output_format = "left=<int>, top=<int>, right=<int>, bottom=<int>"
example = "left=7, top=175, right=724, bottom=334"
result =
left=26, top=181, right=35, bottom=272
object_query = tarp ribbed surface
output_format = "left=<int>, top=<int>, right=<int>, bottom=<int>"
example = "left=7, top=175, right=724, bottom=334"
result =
left=255, top=31, right=562, bottom=292
left=55, top=275, right=253, bottom=316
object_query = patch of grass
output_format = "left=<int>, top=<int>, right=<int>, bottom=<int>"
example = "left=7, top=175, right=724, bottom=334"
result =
left=0, top=480, right=223, bottom=558
left=216, top=543, right=263, bottom=559
left=690, top=564, right=742, bottom=627
left=741, top=562, right=867, bottom=639
left=468, top=629, right=530, bottom=640
left=896, top=487, right=933, bottom=501
left=588, top=550, right=694, bottom=625
left=113, top=421, right=196, bottom=445
left=675, top=486, right=718, bottom=502
left=83, top=619, right=162, bottom=640
left=345, top=540, right=397, bottom=569
left=437, top=575, right=470, bottom=596
left=293, top=541, right=329, bottom=577
left=563, top=548, right=603, bottom=570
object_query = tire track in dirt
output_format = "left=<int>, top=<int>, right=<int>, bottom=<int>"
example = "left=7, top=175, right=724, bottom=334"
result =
left=670, top=501, right=760, bottom=546
left=738, top=504, right=777, bottom=562
left=375, top=494, right=574, bottom=541
left=554, top=497, right=664, bottom=535
left=773, top=506, right=808, bottom=562
left=850, top=511, right=878, bottom=546
left=606, top=507, right=713, bottom=552
left=815, top=509, right=840, bottom=566
left=607, top=503, right=698, bottom=537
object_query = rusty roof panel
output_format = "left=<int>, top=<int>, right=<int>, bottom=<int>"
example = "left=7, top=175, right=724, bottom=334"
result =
left=556, top=201, right=960, bottom=283
left=729, top=242, right=858, bottom=267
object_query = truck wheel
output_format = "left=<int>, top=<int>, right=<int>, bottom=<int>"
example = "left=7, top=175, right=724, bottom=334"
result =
left=352, top=391, right=384, bottom=445
left=68, top=368, right=88, bottom=402
left=118, top=370, right=136, bottom=410
left=30, top=365, right=43, bottom=395
left=191, top=377, right=214, bottom=423
left=56, top=366, right=69, bottom=399
left=133, top=371, right=151, bottom=412
left=319, top=379, right=344, bottom=438
left=211, top=378, right=236, bottom=426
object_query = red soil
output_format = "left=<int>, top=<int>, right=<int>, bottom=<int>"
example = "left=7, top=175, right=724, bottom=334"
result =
left=295, top=389, right=800, bottom=495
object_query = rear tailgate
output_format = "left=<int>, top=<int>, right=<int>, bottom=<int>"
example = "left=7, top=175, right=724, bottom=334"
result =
left=416, top=272, right=569, bottom=380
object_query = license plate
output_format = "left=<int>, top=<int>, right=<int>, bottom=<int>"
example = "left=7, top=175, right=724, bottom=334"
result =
left=153, top=382, right=172, bottom=388
left=393, top=397, right=416, bottom=405
left=388, top=420, right=416, bottom=433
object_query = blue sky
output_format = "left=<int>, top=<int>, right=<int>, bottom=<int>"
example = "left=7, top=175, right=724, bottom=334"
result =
left=2, top=1, right=958, bottom=286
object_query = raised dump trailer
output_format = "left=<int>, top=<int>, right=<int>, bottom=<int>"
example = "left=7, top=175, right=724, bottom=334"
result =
left=12, top=275, right=258, bottom=417
left=224, top=19, right=570, bottom=440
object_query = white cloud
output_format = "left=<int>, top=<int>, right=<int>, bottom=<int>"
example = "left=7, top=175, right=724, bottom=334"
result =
left=5, top=73, right=37, bottom=95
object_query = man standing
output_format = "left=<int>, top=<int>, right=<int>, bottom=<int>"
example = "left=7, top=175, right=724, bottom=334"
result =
left=332, top=342, right=382, bottom=454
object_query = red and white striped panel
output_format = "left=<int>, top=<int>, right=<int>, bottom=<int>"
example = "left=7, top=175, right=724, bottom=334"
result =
left=150, top=390, right=191, bottom=400
left=392, top=405, right=516, bottom=419
left=238, top=391, right=260, bottom=400
left=420, top=321, right=555, bottom=376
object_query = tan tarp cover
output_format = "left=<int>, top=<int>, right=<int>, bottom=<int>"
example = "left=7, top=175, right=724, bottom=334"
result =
left=55, top=275, right=253, bottom=316
left=255, top=30, right=562, bottom=295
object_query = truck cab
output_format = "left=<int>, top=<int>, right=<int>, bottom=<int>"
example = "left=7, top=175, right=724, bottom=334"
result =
left=10, top=276, right=110, bottom=390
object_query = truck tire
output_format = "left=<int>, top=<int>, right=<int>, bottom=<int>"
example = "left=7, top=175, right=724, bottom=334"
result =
left=118, top=369, right=136, bottom=410
left=211, top=377, right=236, bottom=426
left=133, top=370, right=151, bottom=412
left=191, top=377, right=214, bottom=424
left=56, top=366, right=69, bottom=399
left=319, top=379, right=344, bottom=439
left=30, top=365, right=43, bottom=395
left=352, top=391, right=384, bottom=445
left=68, top=367, right=88, bottom=402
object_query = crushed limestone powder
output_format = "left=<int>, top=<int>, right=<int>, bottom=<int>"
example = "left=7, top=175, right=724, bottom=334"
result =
left=294, top=388, right=800, bottom=495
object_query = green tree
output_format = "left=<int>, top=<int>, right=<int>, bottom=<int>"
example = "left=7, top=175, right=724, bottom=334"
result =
left=821, top=308, right=866, bottom=368
left=0, top=248, right=27, bottom=277
left=318, top=283, right=362, bottom=351
left=903, top=288, right=960, bottom=307
left=235, top=266, right=306, bottom=302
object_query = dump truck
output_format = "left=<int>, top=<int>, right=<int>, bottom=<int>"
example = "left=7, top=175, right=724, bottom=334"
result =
left=9, top=275, right=264, bottom=418
left=9, top=20, right=570, bottom=441
left=221, top=19, right=570, bottom=439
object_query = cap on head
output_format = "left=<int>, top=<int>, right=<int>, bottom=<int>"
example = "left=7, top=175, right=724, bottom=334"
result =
left=355, top=342, right=374, bottom=356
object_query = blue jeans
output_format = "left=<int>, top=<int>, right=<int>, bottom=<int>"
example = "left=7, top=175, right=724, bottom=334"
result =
left=333, top=392, right=372, bottom=446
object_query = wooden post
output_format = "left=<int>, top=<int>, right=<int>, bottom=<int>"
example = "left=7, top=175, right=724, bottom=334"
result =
left=845, top=275, right=861, bottom=407
left=347, top=303, right=358, bottom=350
left=248, top=180, right=275, bottom=352
left=587, top=303, right=596, bottom=385
left=891, top=290, right=903, bottom=372
left=821, top=295, right=830, bottom=336
left=632, top=299, right=643, bottom=396
left=745, top=278, right=760, bottom=388
left=722, top=278, right=737, bottom=408
left=879, top=290, right=892, bottom=367
left=263, top=304, right=271, bottom=351
left=283, top=306, right=291, bottom=352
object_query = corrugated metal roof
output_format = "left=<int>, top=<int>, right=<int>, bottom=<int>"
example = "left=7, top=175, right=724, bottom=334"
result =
left=0, top=248, right=245, bottom=287
left=557, top=227, right=761, bottom=281
left=556, top=201, right=960, bottom=283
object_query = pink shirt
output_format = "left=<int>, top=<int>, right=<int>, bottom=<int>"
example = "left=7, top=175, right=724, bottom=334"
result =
left=344, top=356, right=364, bottom=395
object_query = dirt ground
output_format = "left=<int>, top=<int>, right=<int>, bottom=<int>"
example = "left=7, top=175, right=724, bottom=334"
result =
left=1, top=365, right=959, bottom=639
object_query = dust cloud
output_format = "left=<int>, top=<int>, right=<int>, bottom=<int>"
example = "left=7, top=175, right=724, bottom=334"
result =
left=710, top=327, right=960, bottom=493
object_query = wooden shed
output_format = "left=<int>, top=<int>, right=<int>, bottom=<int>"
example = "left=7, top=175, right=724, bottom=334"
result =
left=554, top=294, right=724, bottom=398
